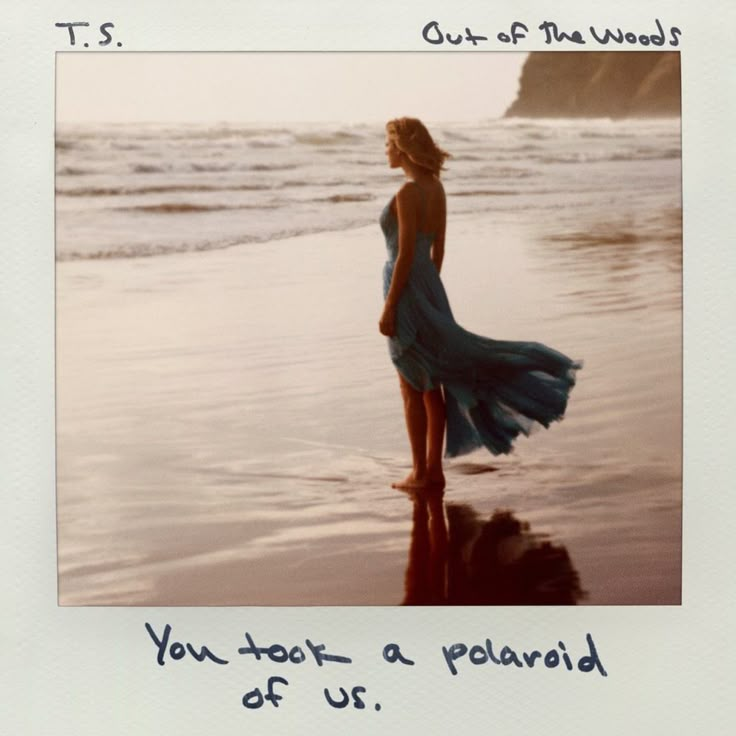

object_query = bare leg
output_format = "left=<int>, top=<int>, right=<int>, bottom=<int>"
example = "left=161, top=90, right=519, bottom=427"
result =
left=424, top=387, right=446, bottom=488
left=392, top=374, right=428, bottom=489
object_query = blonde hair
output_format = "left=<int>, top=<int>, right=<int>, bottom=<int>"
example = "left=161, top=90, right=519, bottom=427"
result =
left=386, top=117, right=450, bottom=176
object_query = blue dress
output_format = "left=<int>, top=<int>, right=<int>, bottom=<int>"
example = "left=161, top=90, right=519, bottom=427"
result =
left=380, top=186, right=581, bottom=458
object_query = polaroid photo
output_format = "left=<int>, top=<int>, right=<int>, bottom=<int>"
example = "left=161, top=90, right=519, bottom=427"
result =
left=3, top=1, right=734, bottom=733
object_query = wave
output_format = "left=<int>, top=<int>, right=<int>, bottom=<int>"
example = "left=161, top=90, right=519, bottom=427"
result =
left=477, top=167, right=535, bottom=178
left=453, top=189, right=520, bottom=197
left=116, top=202, right=278, bottom=214
left=282, top=179, right=350, bottom=189
left=189, top=162, right=298, bottom=173
left=55, top=139, right=78, bottom=151
left=546, top=231, right=640, bottom=247
left=57, top=167, right=92, bottom=177
left=189, top=162, right=236, bottom=173
left=56, top=183, right=271, bottom=197
left=579, top=130, right=637, bottom=139
left=132, top=163, right=168, bottom=174
left=317, top=193, right=373, bottom=203
left=249, top=163, right=298, bottom=172
left=610, top=148, right=681, bottom=161
left=124, top=161, right=301, bottom=175
left=439, top=130, right=475, bottom=142
left=539, top=149, right=681, bottom=164
left=56, top=178, right=354, bottom=198
left=114, top=193, right=374, bottom=212
left=512, top=143, right=545, bottom=152
left=167, top=126, right=293, bottom=142
left=294, top=130, right=365, bottom=146
left=524, top=130, right=555, bottom=140
left=59, top=125, right=294, bottom=143
left=122, top=203, right=229, bottom=213
left=342, top=158, right=382, bottom=167
left=499, top=116, right=681, bottom=128
left=111, top=142, right=145, bottom=150
left=57, top=239, right=246, bottom=261
left=56, top=222, right=368, bottom=261
left=247, top=135, right=295, bottom=148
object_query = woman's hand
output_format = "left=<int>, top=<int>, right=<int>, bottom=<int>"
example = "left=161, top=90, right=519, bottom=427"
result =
left=379, top=303, right=397, bottom=337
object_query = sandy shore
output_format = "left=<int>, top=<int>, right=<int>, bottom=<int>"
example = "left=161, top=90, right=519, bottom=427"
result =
left=56, top=212, right=681, bottom=605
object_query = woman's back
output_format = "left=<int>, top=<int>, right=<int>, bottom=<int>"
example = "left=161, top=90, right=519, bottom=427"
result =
left=412, top=178, right=446, bottom=236
left=389, top=178, right=446, bottom=237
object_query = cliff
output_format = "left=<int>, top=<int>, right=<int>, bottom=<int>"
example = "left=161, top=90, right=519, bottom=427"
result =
left=504, top=52, right=681, bottom=118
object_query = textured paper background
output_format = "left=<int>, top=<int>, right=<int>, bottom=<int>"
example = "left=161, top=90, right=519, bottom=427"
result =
left=2, top=0, right=735, bottom=732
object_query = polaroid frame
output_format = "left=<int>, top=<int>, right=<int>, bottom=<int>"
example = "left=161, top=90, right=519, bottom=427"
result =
left=2, top=0, right=734, bottom=733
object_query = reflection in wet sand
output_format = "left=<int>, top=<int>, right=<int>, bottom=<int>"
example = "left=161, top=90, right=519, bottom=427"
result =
left=402, top=487, right=585, bottom=605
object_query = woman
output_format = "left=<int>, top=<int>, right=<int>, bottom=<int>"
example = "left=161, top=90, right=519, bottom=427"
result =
left=379, top=117, right=581, bottom=490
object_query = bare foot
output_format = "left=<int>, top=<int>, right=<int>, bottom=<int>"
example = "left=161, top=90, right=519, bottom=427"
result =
left=391, top=472, right=428, bottom=490
left=425, top=471, right=446, bottom=490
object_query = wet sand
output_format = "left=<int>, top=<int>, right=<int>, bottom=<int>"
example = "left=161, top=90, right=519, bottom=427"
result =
left=56, top=210, right=681, bottom=605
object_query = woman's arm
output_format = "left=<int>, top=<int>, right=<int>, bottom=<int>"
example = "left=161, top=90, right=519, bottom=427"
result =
left=431, top=187, right=446, bottom=274
left=379, top=183, right=418, bottom=337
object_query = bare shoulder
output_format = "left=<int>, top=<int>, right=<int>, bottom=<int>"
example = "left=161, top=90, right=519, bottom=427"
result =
left=395, top=181, right=420, bottom=210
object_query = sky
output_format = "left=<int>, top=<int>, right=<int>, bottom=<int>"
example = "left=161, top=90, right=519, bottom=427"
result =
left=56, top=52, right=527, bottom=124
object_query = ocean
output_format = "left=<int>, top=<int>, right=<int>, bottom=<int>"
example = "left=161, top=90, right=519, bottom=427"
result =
left=55, top=118, right=681, bottom=260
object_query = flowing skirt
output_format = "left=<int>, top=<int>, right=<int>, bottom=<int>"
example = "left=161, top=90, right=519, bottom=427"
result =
left=384, top=257, right=581, bottom=457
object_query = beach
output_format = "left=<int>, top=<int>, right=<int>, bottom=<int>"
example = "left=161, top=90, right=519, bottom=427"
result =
left=57, top=212, right=681, bottom=605
left=56, top=119, right=681, bottom=605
